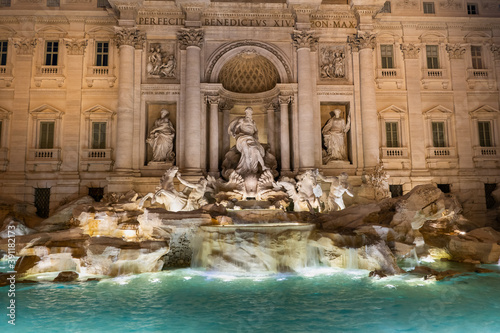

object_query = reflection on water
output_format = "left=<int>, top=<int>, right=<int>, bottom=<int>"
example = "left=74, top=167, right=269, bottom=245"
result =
left=1, top=262, right=500, bottom=333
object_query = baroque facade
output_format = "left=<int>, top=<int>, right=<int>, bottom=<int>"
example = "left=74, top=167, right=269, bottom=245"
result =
left=0, top=0, right=499, bottom=214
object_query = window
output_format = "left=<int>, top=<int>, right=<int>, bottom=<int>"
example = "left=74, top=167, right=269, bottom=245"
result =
left=437, top=184, right=450, bottom=193
left=471, top=46, right=483, bottom=69
left=91, top=122, right=107, bottom=149
left=47, top=0, right=59, bottom=6
left=45, top=41, right=58, bottom=66
left=385, top=122, right=399, bottom=147
left=467, top=3, right=478, bottom=15
left=485, top=184, right=497, bottom=209
left=34, top=188, right=50, bottom=218
left=423, top=2, right=435, bottom=14
left=432, top=121, right=446, bottom=147
left=389, top=185, right=403, bottom=198
left=39, top=121, right=55, bottom=149
left=426, top=45, right=439, bottom=69
left=380, top=45, right=394, bottom=69
left=478, top=121, right=492, bottom=147
left=97, top=0, right=111, bottom=8
left=0, top=0, right=11, bottom=7
left=95, top=42, right=109, bottom=67
left=0, top=41, right=7, bottom=66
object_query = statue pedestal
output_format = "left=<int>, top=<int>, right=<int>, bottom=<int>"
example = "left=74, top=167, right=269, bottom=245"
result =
left=141, top=161, right=174, bottom=177
left=321, top=160, right=356, bottom=176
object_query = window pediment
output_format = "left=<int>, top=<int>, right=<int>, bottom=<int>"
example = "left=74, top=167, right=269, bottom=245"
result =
left=469, top=105, right=499, bottom=118
left=0, top=107, right=12, bottom=119
left=83, top=105, right=116, bottom=118
left=36, top=26, right=68, bottom=39
left=423, top=105, right=453, bottom=118
left=30, top=104, right=64, bottom=119
left=378, top=105, right=406, bottom=117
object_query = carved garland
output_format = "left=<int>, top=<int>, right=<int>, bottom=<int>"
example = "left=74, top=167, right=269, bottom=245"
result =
left=205, top=40, right=293, bottom=83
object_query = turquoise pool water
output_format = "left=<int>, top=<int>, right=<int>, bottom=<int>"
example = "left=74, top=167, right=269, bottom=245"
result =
left=1, top=263, right=500, bottom=333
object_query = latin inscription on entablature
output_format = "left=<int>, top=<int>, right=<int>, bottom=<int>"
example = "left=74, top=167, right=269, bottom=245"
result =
left=137, top=17, right=185, bottom=26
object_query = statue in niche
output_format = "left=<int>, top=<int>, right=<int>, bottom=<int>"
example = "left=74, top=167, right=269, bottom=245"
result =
left=320, top=48, right=345, bottom=79
left=318, top=172, right=353, bottom=211
left=147, top=109, right=175, bottom=163
left=147, top=45, right=176, bottom=78
left=221, top=107, right=278, bottom=198
left=322, top=108, right=350, bottom=164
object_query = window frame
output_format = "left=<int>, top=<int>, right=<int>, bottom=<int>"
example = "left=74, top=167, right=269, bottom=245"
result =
left=431, top=121, right=446, bottom=147
left=423, top=2, right=435, bottom=14
left=470, top=45, right=483, bottom=70
left=426, top=45, right=440, bottom=69
left=478, top=121, right=493, bottom=147
left=44, top=40, right=59, bottom=66
left=467, top=3, right=478, bottom=15
left=95, top=41, right=109, bottom=67
left=38, top=121, right=55, bottom=149
left=469, top=106, right=499, bottom=149
left=385, top=121, right=400, bottom=148
left=0, top=40, right=7, bottom=66
left=380, top=44, right=394, bottom=69
left=91, top=121, right=107, bottom=149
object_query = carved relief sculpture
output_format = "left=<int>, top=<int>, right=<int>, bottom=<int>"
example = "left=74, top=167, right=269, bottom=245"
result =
left=146, top=109, right=175, bottom=163
left=322, top=108, right=351, bottom=164
left=320, top=47, right=346, bottom=79
left=147, top=45, right=176, bottom=78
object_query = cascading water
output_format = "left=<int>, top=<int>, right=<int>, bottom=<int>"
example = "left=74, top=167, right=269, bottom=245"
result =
left=191, top=223, right=321, bottom=274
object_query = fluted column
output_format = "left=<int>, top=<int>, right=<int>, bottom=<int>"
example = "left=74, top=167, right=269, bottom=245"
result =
left=114, top=27, right=144, bottom=173
left=349, top=32, right=379, bottom=169
left=178, top=28, right=204, bottom=174
left=207, top=95, right=220, bottom=175
left=279, top=95, right=292, bottom=172
left=266, top=102, right=276, bottom=155
left=490, top=45, right=500, bottom=105
left=447, top=44, right=473, bottom=170
left=220, top=99, right=233, bottom=158
left=292, top=30, right=318, bottom=170
left=400, top=43, right=427, bottom=172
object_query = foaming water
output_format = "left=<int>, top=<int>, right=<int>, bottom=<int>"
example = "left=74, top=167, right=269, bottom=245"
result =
left=2, top=263, right=500, bottom=333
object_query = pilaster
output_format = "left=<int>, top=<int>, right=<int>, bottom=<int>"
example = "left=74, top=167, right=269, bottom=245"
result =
left=207, top=95, right=220, bottom=175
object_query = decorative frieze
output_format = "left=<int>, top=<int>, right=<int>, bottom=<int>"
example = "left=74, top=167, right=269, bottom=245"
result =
left=291, top=30, right=318, bottom=50
left=65, top=39, right=87, bottom=55
left=446, top=44, right=466, bottom=60
left=439, top=0, right=462, bottom=10
left=400, top=43, right=421, bottom=60
left=114, top=27, right=145, bottom=49
left=347, top=32, right=376, bottom=51
left=147, top=44, right=176, bottom=78
left=10, top=38, right=36, bottom=55
left=490, top=45, right=500, bottom=61
left=177, top=28, right=204, bottom=50
left=396, top=0, right=417, bottom=8
left=320, top=46, right=346, bottom=79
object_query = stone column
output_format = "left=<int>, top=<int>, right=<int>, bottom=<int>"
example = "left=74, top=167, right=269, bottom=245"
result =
left=490, top=45, right=500, bottom=106
left=401, top=43, right=427, bottom=172
left=292, top=30, right=318, bottom=170
left=113, top=27, right=144, bottom=173
left=178, top=28, right=204, bottom=174
left=266, top=101, right=276, bottom=155
left=220, top=99, right=233, bottom=159
left=279, top=95, right=292, bottom=172
left=446, top=44, right=474, bottom=170
left=207, top=95, right=220, bottom=175
left=349, top=32, right=379, bottom=169
left=10, top=38, right=36, bottom=174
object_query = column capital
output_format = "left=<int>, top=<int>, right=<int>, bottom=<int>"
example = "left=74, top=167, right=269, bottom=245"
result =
left=279, top=95, right=293, bottom=105
left=490, top=44, right=500, bottom=61
left=266, top=100, right=278, bottom=110
left=219, top=98, right=234, bottom=111
left=206, top=95, right=220, bottom=105
left=446, top=43, right=466, bottom=60
left=10, top=37, right=36, bottom=56
left=400, top=43, right=421, bottom=60
left=64, top=38, right=87, bottom=55
left=114, top=27, right=145, bottom=49
left=292, top=30, right=318, bottom=50
left=177, top=28, right=204, bottom=49
left=347, top=31, right=376, bottom=51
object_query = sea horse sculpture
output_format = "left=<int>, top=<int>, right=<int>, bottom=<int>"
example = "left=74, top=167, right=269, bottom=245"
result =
left=277, top=169, right=323, bottom=212
left=139, top=166, right=187, bottom=212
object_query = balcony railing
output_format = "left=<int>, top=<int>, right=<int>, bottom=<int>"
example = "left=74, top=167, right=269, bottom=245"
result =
left=381, top=147, right=409, bottom=158
left=29, top=148, right=61, bottom=160
left=83, top=148, right=112, bottom=160
left=37, top=66, right=63, bottom=75
left=467, top=68, right=491, bottom=79
left=426, top=147, right=456, bottom=158
left=88, top=66, right=111, bottom=76
left=377, top=68, right=400, bottom=78
left=423, top=68, right=446, bottom=79
left=0, top=65, right=11, bottom=75
left=474, top=146, right=499, bottom=157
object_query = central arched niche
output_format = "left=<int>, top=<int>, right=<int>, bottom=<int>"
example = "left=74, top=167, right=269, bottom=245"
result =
left=218, top=51, right=280, bottom=93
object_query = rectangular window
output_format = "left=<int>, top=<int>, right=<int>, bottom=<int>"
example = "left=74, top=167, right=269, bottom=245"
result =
left=0, top=40, right=7, bottom=66
left=95, top=41, right=109, bottom=67
left=39, top=121, right=55, bottom=149
left=47, top=0, right=59, bottom=6
left=0, top=0, right=11, bottom=7
left=478, top=121, right=492, bottom=147
left=485, top=183, right=497, bottom=209
left=45, top=41, right=58, bottom=66
left=97, top=0, right=111, bottom=8
left=467, top=3, right=478, bottom=15
left=426, top=45, right=439, bottom=69
left=380, top=45, right=394, bottom=69
left=432, top=121, right=446, bottom=147
left=423, top=2, right=435, bottom=14
left=385, top=122, right=399, bottom=147
left=471, top=46, right=483, bottom=69
left=34, top=188, right=50, bottom=218
left=91, top=122, right=107, bottom=149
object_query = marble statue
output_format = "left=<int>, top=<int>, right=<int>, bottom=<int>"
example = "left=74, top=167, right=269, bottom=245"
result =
left=221, top=107, right=278, bottom=197
left=322, top=108, right=350, bottom=164
left=177, top=173, right=208, bottom=211
left=318, top=172, right=353, bottom=211
left=277, top=169, right=322, bottom=212
left=147, top=109, right=175, bottom=163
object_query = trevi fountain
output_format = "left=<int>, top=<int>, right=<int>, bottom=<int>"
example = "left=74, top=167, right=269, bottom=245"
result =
left=1, top=105, right=500, bottom=332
